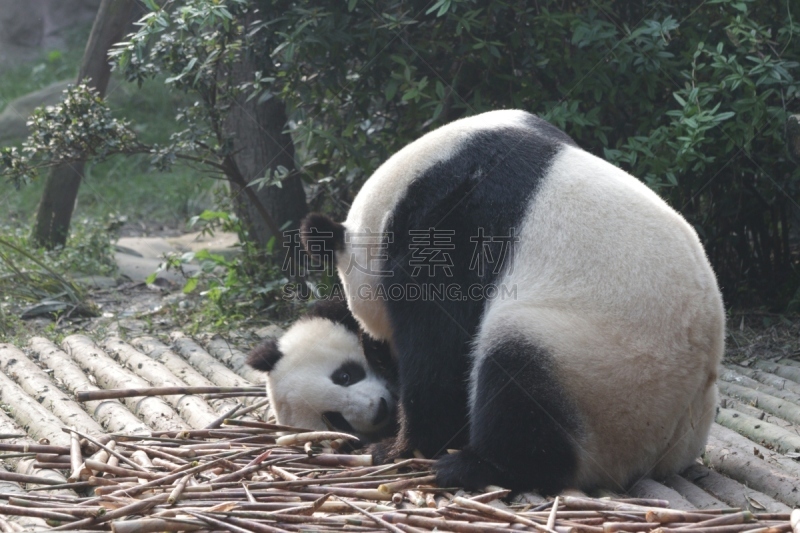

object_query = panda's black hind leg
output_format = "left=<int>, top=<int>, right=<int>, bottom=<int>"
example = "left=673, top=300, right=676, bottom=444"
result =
left=438, top=337, right=583, bottom=494
left=435, top=447, right=508, bottom=491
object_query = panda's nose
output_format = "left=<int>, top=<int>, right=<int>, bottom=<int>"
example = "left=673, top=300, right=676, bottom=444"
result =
left=372, top=397, right=389, bottom=426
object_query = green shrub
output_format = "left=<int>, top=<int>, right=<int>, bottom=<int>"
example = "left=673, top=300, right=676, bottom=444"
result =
left=5, top=0, right=799, bottom=308
left=269, top=0, right=800, bottom=307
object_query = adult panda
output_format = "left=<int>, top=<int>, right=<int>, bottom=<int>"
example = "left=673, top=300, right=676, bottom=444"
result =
left=247, top=298, right=397, bottom=441
left=301, top=109, right=724, bottom=494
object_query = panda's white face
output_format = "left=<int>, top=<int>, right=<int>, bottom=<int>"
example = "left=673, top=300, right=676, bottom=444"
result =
left=266, top=317, right=395, bottom=437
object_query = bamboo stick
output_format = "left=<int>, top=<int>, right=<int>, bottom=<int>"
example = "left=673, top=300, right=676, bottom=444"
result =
left=102, top=337, right=226, bottom=428
left=628, top=479, right=696, bottom=511
left=703, top=436, right=800, bottom=507
left=728, top=365, right=800, bottom=397
left=682, top=511, right=756, bottom=529
left=662, top=474, right=728, bottom=510
left=29, top=337, right=149, bottom=435
left=721, top=387, right=783, bottom=424
left=51, top=493, right=165, bottom=530
left=0, top=370, right=71, bottom=447
left=186, top=510, right=289, bottom=533
left=382, top=511, right=522, bottom=533
left=62, top=335, right=190, bottom=432
left=653, top=524, right=790, bottom=533
left=614, top=498, right=671, bottom=507
left=108, top=449, right=255, bottom=498
left=132, top=336, right=247, bottom=415
left=0, top=345, right=106, bottom=439
left=379, top=475, right=437, bottom=495
left=682, top=464, right=791, bottom=513
left=548, top=496, right=560, bottom=530
left=203, top=391, right=266, bottom=399
left=453, top=496, right=557, bottom=532
left=230, top=398, right=271, bottom=419
left=131, top=337, right=248, bottom=413
left=112, top=518, right=206, bottom=533
left=33, top=460, right=69, bottom=470
left=0, top=415, right=75, bottom=502
left=66, top=428, right=86, bottom=483
left=721, top=368, right=800, bottom=405
left=335, top=495, right=405, bottom=533
left=709, top=424, right=800, bottom=479
left=719, top=380, right=800, bottom=426
left=167, top=474, right=191, bottom=505
left=0, top=472, right=66, bottom=486
left=75, top=385, right=263, bottom=402
left=0, top=503, right=77, bottom=521
left=170, top=334, right=255, bottom=390
left=752, top=361, right=800, bottom=386
left=211, top=513, right=301, bottom=532
left=204, top=403, right=241, bottom=430
left=715, top=408, right=800, bottom=455
left=204, top=336, right=267, bottom=384
left=559, top=496, right=656, bottom=513
left=275, top=431, right=359, bottom=446
left=62, top=427, right=146, bottom=473
left=468, top=489, right=511, bottom=504
left=221, top=419, right=313, bottom=432
left=0, top=456, right=76, bottom=497
left=603, top=521, right=661, bottom=532
left=0, top=444, right=70, bottom=455
left=83, top=458, right=159, bottom=479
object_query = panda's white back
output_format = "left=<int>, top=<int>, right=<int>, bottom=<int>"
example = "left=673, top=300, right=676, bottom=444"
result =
left=474, top=144, right=723, bottom=490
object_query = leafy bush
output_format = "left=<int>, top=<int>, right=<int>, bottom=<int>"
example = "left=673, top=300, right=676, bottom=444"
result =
left=4, top=0, right=799, bottom=309
left=266, top=0, right=800, bottom=307
left=149, top=208, right=298, bottom=327
left=0, top=217, right=118, bottom=335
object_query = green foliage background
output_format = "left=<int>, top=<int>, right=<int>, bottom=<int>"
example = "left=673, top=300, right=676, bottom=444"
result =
left=260, top=0, right=800, bottom=308
left=5, top=0, right=800, bottom=311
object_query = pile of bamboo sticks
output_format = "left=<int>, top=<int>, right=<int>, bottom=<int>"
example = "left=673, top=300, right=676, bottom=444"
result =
left=0, top=408, right=797, bottom=533
left=1, top=333, right=800, bottom=531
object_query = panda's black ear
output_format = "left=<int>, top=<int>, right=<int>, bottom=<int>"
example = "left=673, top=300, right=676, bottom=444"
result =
left=300, top=213, right=345, bottom=265
left=247, top=338, right=283, bottom=372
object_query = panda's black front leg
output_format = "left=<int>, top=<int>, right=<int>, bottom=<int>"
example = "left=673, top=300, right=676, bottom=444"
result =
left=367, top=304, right=473, bottom=462
left=364, top=403, right=412, bottom=463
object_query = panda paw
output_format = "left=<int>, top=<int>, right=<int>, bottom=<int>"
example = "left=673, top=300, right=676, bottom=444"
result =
left=434, top=448, right=503, bottom=491
left=364, top=436, right=413, bottom=464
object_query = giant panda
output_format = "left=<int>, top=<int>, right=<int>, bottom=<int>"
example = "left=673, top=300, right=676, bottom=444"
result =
left=301, top=109, right=724, bottom=494
left=247, top=298, right=397, bottom=441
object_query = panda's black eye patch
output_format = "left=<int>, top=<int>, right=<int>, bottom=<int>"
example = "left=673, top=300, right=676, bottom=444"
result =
left=331, top=361, right=366, bottom=387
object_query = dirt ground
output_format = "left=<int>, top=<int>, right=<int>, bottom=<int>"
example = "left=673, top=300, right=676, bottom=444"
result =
left=726, top=312, right=800, bottom=362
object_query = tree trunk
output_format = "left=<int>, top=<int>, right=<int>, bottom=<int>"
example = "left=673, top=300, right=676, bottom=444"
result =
left=223, top=50, right=308, bottom=249
left=31, top=0, right=136, bottom=249
left=789, top=114, right=800, bottom=163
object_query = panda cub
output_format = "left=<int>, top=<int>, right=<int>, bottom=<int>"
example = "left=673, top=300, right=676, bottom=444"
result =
left=301, top=109, right=725, bottom=494
left=247, top=299, right=397, bottom=441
